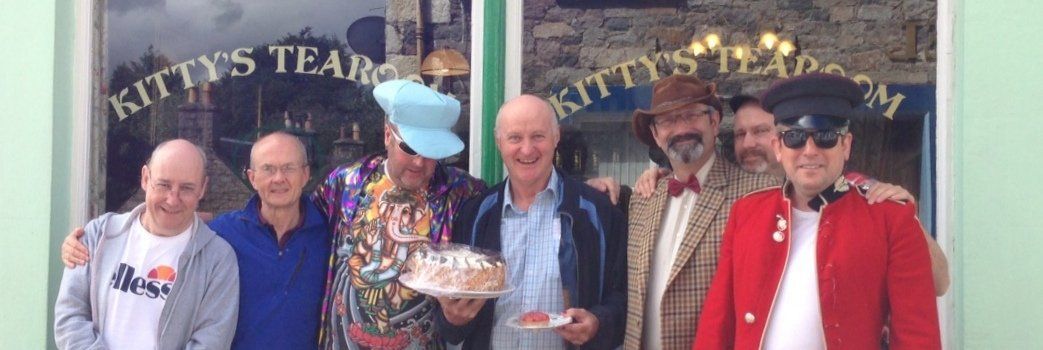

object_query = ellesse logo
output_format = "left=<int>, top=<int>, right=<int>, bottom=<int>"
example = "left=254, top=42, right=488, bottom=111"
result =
left=109, top=263, right=176, bottom=300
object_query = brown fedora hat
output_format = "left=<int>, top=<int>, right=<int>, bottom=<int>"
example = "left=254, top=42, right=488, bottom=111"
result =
left=632, top=75, right=722, bottom=148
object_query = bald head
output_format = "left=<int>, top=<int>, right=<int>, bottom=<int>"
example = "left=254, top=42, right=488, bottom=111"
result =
left=148, top=139, right=207, bottom=182
left=140, top=139, right=208, bottom=236
left=495, top=94, right=559, bottom=138
left=494, top=95, right=561, bottom=194
left=251, top=132, right=308, bottom=168
left=247, top=132, right=310, bottom=211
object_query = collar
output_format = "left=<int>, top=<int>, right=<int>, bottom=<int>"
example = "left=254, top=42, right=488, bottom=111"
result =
left=379, top=157, right=450, bottom=197
left=255, top=196, right=307, bottom=230
left=503, top=169, right=561, bottom=215
left=782, top=175, right=851, bottom=211
left=671, top=153, right=715, bottom=189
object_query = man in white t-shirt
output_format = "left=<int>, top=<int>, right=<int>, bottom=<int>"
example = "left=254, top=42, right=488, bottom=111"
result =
left=54, top=139, right=239, bottom=350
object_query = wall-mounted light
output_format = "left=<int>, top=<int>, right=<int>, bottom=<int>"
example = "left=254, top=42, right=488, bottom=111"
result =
left=703, top=33, right=722, bottom=51
left=759, top=32, right=779, bottom=50
left=778, top=40, right=796, bottom=57
left=733, top=46, right=748, bottom=60
left=689, top=41, right=707, bottom=56
left=421, top=49, right=470, bottom=77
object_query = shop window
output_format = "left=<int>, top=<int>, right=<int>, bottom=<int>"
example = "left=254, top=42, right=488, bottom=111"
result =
left=89, top=0, right=473, bottom=216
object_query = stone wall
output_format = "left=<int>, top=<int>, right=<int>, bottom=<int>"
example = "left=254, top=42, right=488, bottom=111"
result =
left=523, top=0, right=936, bottom=98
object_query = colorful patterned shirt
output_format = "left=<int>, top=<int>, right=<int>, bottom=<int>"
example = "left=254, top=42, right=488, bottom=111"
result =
left=314, top=154, right=486, bottom=350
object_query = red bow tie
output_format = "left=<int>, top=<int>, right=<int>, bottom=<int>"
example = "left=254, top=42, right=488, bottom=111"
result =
left=667, top=174, right=701, bottom=197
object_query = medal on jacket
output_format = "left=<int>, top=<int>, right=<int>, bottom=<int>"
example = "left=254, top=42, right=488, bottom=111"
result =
left=773, top=214, right=787, bottom=243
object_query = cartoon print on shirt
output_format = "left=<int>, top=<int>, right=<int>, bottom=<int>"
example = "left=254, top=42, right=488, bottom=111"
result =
left=330, top=176, right=435, bottom=349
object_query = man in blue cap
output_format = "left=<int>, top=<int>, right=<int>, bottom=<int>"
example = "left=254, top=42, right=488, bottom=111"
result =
left=695, top=73, right=941, bottom=349
left=314, top=79, right=487, bottom=349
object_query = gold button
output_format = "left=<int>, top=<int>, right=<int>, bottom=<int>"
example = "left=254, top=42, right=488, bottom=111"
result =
left=744, top=312, right=755, bottom=324
left=772, top=231, right=784, bottom=243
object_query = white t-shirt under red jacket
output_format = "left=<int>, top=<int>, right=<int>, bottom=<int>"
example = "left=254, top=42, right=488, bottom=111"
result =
left=102, top=218, right=192, bottom=349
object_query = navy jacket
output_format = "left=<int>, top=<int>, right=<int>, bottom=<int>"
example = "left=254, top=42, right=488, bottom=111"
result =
left=435, top=172, right=627, bottom=350
left=208, top=194, right=330, bottom=350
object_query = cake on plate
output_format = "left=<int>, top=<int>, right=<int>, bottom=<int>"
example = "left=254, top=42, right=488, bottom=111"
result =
left=405, top=243, right=506, bottom=293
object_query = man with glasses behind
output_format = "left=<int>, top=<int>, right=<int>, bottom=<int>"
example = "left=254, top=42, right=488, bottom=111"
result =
left=54, top=139, right=239, bottom=350
left=314, top=79, right=486, bottom=349
left=695, top=73, right=940, bottom=349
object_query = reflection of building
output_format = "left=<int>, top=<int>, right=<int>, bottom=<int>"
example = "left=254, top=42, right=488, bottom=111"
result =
left=118, top=83, right=253, bottom=214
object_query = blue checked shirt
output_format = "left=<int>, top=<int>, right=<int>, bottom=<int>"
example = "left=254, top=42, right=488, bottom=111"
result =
left=490, top=171, right=568, bottom=350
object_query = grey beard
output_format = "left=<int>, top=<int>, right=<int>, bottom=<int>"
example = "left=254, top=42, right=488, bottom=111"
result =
left=738, top=150, right=771, bottom=173
left=668, top=143, right=705, bottom=164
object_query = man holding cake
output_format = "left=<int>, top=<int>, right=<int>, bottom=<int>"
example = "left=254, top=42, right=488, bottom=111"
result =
left=314, top=80, right=487, bottom=349
left=435, top=95, right=627, bottom=349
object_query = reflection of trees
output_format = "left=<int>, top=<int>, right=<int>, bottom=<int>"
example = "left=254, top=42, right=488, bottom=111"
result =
left=106, top=45, right=183, bottom=211
left=213, top=27, right=384, bottom=189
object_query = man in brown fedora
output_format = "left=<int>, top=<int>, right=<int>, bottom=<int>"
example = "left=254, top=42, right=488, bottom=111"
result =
left=623, top=75, right=777, bottom=350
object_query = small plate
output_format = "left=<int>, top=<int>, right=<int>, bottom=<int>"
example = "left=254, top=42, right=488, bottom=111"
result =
left=506, top=313, right=573, bottom=330
left=399, top=273, right=514, bottom=299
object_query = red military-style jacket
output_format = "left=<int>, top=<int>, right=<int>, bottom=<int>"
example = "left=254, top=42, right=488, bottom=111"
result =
left=694, top=178, right=940, bottom=350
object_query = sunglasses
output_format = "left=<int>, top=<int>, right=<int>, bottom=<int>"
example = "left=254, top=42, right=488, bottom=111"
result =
left=779, top=129, right=845, bottom=149
left=390, top=128, right=419, bottom=156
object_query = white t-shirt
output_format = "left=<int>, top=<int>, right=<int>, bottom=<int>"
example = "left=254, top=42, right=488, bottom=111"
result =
left=103, top=217, right=192, bottom=349
left=763, top=208, right=826, bottom=350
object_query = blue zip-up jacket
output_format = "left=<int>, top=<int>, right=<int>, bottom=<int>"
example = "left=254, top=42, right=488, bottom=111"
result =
left=208, top=194, right=331, bottom=350
left=434, top=171, right=628, bottom=350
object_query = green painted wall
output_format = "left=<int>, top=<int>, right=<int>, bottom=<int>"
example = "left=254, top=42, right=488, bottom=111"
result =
left=48, top=1, right=76, bottom=349
left=0, top=1, right=62, bottom=348
left=6, top=0, right=1043, bottom=348
left=955, top=0, right=1043, bottom=348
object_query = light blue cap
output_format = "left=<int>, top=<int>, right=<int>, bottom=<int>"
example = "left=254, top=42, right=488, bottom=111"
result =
left=373, top=80, right=463, bottom=159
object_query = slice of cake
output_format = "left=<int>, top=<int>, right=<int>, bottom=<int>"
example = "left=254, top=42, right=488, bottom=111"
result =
left=518, top=311, right=551, bottom=327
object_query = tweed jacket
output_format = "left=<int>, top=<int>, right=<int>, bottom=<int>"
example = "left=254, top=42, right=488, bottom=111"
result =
left=625, top=155, right=776, bottom=350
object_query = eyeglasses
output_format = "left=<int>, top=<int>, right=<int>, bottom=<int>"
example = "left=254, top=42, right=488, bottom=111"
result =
left=779, top=129, right=845, bottom=149
left=652, top=108, right=713, bottom=129
left=252, top=163, right=306, bottom=177
left=389, top=128, right=419, bottom=156
left=149, top=180, right=201, bottom=199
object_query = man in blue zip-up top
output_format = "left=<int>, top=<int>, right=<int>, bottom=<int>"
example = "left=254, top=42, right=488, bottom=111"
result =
left=207, top=131, right=330, bottom=349
left=435, top=95, right=627, bottom=350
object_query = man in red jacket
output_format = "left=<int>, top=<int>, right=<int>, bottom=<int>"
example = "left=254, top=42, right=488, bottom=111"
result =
left=694, top=73, right=941, bottom=350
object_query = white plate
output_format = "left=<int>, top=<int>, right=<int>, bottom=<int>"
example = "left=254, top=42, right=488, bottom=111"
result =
left=399, top=273, right=514, bottom=299
left=506, top=313, right=573, bottom=330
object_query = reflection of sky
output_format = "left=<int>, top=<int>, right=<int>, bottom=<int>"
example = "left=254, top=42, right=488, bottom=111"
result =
left=106, top=0, right=385, bottom=80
